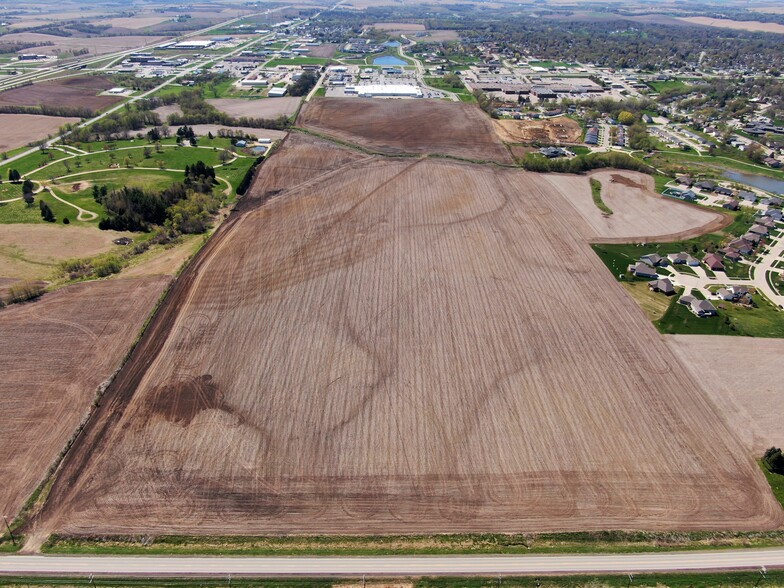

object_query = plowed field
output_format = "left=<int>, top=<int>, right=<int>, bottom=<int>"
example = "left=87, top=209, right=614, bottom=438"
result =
left=35, top=134, right=782, bottom=536
left=0, top=76, right=122, bottom=113
left=0, top=276, right=169, bottom=520
left=299, top=98, right=513, bottom=163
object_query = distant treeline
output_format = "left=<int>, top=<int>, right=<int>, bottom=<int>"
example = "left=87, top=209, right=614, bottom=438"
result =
left=0, top=40, right=54, bottom=53
left=0, top=104, right=94, bottom=119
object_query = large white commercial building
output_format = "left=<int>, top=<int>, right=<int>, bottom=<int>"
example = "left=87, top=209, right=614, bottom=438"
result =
left=345, top=84, right=423, bottom=98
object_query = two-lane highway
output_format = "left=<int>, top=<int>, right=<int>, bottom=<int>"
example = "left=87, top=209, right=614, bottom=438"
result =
left=1, top=549, right=782, bottom=577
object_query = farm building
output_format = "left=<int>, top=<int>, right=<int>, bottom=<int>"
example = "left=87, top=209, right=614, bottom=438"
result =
left=268, top=87, right=288, bottom=97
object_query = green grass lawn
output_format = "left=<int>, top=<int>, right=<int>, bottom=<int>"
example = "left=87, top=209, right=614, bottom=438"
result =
left=590, top=177, right=612, bottom=215
left=646, top=151, right=784, bottom=181
left=760, top=460, right=784, bottom=509
left=27, top=146, right=225, bottom=181
left=528, top=60, right=577, bottom=68
left=266, top=57, right=330, bottom=67
left=656, top=290, right=784, bottom=338
left=0, top=187, right=90, bottom=225
left=647, top=79, right=690, bottom=93
left=423, top=76, right=464, bottom=92
left=314, top=87, right=327, bottom=97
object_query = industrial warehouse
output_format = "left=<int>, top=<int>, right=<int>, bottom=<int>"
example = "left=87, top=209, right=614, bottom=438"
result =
left=345, top=84, right=423, bottom=98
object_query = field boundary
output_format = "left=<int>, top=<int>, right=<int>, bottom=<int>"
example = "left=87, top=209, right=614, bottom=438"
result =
left=41, top=528, right=784, bottom=556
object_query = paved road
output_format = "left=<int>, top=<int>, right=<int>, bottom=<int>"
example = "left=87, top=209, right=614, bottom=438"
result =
left=0, top=549, right=782, bottom=577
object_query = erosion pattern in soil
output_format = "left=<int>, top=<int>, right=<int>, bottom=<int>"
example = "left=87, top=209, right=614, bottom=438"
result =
left=35, top=132, right=783, bottom=536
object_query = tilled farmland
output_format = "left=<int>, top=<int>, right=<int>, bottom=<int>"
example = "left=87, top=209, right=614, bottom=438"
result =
left=0, top=276, right=169, bottom=520
left=299, top=98, right=514, bottom=163
left=35, top=134, right=782, bottom=536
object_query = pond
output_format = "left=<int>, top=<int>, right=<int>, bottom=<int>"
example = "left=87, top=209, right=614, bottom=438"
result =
left=373, top=55, right=408, bottom=66
left=723, top=170, right=784, bottom=195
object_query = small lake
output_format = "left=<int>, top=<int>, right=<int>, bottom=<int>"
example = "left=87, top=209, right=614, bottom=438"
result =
left=373, top=55, right=407, bottom=66
left=723, top=170, right=784, bottom=195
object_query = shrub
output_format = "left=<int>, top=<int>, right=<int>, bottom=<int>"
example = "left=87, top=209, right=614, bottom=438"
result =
left=92, top=254, right=122, bottom=277
left=764, top=447, right=784, bottom=475
left=7, top=281, right=44, bottom=304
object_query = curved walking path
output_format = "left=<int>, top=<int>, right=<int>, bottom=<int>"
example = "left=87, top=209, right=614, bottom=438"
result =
left=43, top=186, right=98, bottom=222
left=0, top=549, right=783, bottom=577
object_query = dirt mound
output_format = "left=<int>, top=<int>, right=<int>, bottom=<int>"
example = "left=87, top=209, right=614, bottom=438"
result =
left=299, top=98, right=513, bottom=163
left=493, top=117, right=582, bottom=144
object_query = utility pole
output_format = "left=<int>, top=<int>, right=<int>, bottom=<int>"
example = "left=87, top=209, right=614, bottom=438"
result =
left=627, top=573, right=634, bottom=588
left=2, top=516, right=15, bottom=546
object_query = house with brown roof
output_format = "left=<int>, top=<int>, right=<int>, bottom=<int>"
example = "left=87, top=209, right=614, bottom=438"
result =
left=703, top=253, right=724, bottom=271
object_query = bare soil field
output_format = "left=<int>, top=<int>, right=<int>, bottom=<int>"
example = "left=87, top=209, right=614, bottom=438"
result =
left=0, top=76, right=123, bottom=113
left=300, top=98, right=513, bottom=163
left=665, top=335, right=784, bottom=456
left=367, top=22, right=426, bottom=31
left=308, top=43, right=339, bottom=58
left=207, top=97, right=301, bottom=119
left=493, top=117, right=583, bottom=144
left=544, top=170, right=729, bottom=243
left=0, top=276, right=169, bottom=521
left=676, top=16, right=784, bottom=34
left=2, top=33, right=166, bottom=56
left=0, top=114, right=80, bottom=152
left=93, top=16, right=172, bottom=29
left=34, top=135, right=782, bottom=536
left=0, top=224, right=131, bottom=285
left=153, top=104, right=183, bottom=119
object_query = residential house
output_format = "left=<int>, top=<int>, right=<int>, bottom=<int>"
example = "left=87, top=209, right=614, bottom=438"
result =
left=679, top=295, right=718, bottom=317
left=640, top=253, right=665, bottom=266
left=749, top=224, right=769, bottom=236
left=629, top=262, right=659, bottom=279
left=667, top=252, right=688, bottom=264
left=723, top=199, right=740, bottom=211
left=539, top=146, right=567, bottom=158
left=742, top=232, right=762, bottom=245
left=763, top=208, right=783, bottom=221
left=681, top=190, right=697, bottom=201
left=760, top=197, right=782, bottom=207
left=648, top=277, right=675, bottom=295
left=728, top=238, right=754, bottom=256
left=716, top=288, right=734, bottom=301
left=714, top=186, right=734, bottom=197
left=738, top=190, right=757, bottom=203
left=703, top=253, right=725, bottom=271
left=676, top=175, right=694, bottom=186
left=719, top=247, right=742, bottom=262
left=695, top=180, right=717, bottom=192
